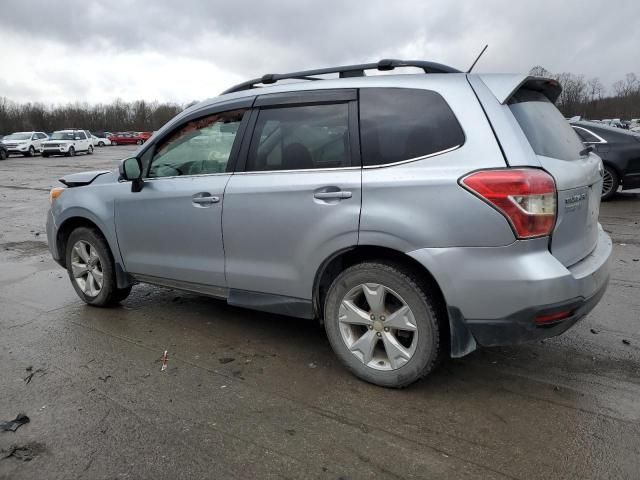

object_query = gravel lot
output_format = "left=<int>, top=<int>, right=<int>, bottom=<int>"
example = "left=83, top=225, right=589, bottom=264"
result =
left=1, top=146, right=639, bottom=479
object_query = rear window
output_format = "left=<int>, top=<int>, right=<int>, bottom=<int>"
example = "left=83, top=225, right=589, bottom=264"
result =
left=509, top=89, right=584, bottom=160
left=359, top=88, right=464, bottom=166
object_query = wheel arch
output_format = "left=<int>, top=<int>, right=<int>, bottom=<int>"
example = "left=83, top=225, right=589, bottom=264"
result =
left=313, top=245, right=454, bottom=356
left=56, top=215, right=133, bottom=288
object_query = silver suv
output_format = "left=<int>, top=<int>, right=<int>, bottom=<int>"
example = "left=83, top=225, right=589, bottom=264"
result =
left=46, top=60, right=611, bottom=388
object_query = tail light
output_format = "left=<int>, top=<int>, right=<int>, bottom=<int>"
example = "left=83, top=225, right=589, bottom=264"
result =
left=461, top=169, right=556, bottom=239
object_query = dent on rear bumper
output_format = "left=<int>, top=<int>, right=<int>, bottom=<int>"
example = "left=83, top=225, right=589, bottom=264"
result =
left=408, top=226, right=612, bottom=356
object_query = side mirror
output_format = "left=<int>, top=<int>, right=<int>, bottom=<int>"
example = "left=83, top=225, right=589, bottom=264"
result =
left=119, top=157, right=144, bottom=192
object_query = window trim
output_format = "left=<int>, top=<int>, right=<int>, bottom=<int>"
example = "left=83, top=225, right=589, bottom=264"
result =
left=141, top=108, right=251, bottom=180
left=572, top=126, right=607, bottom=144
left=361, top=143, right=463, bottom=169
left=235, top=93, right=361, bottom=173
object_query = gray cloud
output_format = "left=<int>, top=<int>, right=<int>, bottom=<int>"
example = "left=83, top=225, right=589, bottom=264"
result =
left=0, top=0, right=638, bottom=102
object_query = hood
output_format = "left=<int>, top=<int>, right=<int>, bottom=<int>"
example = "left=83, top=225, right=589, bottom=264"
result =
left=59, top=170, right=111, bottom=187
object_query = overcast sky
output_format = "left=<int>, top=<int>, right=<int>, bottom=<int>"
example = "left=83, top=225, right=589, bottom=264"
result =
left=1, top=0, right=638, bottom=104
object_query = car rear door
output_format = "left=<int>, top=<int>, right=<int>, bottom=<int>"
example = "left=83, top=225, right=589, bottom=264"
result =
left=222, top=89, right=361, bottom=307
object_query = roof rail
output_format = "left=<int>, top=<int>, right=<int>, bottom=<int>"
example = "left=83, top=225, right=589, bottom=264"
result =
left=222, top=59, right=460, bottom=94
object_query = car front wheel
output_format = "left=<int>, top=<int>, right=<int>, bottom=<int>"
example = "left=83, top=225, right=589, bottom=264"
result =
left=87, top=145, right=94, bottom=155
left=324, top=262, right=441, bottom=388
left=65, top=227, right=132, bottom=306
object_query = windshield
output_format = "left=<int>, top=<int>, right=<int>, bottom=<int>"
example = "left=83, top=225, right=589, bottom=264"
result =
left=4, top=133, right=31, bottom=140
left=50, top=132, right=75, bottom=140
left=509, top=89, right=585, bottom=161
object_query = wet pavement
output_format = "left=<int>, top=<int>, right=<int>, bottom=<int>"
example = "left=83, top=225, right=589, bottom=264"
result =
left=0, top=147, right=639, bottom=479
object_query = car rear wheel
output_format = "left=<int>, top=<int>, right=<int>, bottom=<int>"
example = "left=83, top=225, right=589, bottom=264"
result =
left=136, top=139, right=143, bottom=145
left=324, top=261, right=441, bottom=388
left=112, top=141, right=117, bottom=146
left=98, top=141, right=105, bottom=147
left=601, top=165, right=619, bottom=201
left=65, top=227, right=132, bottom=306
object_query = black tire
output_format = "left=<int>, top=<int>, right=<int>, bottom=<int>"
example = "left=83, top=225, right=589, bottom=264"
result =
left=98, top=141, right=105, bottom=147
left=112, top=141, right=117, bottom=146
left=25, top=146, right=36, bottom=157
left=66, top=147, right=75, bottom=157
left=87, top=145, right=94, bottom=155
left=324, top=261, right=441, bottom=388
left=42, top=153, right=50, bottom=158
left=601, top=165, right=619, bottom=201
left=0, top=149, right=7, bottom=160
left=136, top=139, right=143, bottom=145
left=65, top=227, right=132, bottom=306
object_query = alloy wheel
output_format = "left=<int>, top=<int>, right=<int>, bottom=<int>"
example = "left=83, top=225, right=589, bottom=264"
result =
left=70, top=240, right=104, bottom=297
left=602, top=168, right=614, bottom=197
left=338, top=283, right=418, bottom=371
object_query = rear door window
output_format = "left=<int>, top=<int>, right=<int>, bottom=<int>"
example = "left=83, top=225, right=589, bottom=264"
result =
left=359, top=88, right=465, bottom=166
left=508, top=89, right=584, bottom=160
left=246, top=103, right=350, bottom=171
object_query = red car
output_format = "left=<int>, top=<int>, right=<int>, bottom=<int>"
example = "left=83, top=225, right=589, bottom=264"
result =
left=109, top=132, right=146, bottom=146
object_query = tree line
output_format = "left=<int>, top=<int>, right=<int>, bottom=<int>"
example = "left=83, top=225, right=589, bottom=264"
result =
left=530, top=66, right=640, bottom=120
left=0, top=98, right=186, bottom=135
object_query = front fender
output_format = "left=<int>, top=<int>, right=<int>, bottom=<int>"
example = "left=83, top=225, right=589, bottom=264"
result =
left=51, top=184, right=131, bottom=287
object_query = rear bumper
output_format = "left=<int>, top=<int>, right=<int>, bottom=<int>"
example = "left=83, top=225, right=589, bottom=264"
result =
left=408, top=225, right=612, bottom=355
left=459, top=276, right=608, bottom=347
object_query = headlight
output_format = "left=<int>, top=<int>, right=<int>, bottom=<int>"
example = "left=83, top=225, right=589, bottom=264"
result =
left=49, top=187, right=65, bottom=204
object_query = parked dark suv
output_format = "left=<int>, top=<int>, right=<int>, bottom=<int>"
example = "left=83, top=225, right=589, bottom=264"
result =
left=571, top=120, right=640, bottom=200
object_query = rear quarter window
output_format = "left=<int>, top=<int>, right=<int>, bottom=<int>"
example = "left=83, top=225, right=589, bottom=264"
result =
left=359, top=88, right=465, bottom=166
left=509, top=89, right=584, bottom=160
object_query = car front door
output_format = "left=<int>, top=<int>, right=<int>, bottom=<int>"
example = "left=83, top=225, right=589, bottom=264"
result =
left=114, top=107, right=249, bottom=291
left=31, top=133, right=40, bottom=151
left=223, top=90, right=362, bottom=308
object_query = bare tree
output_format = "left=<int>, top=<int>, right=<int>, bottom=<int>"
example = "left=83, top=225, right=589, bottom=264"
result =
left=529, top=65, right=552, bottom=77
left=586, top=77, right=604, bottom=100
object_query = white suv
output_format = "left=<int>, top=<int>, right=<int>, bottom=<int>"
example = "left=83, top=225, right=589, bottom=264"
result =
left=41, top=130, right=94, bottom=157
left=1, top=131, right=48, bottom=157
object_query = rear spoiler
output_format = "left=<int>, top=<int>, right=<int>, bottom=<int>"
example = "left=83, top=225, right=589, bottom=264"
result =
left=475, top=74, right=562, bottom=104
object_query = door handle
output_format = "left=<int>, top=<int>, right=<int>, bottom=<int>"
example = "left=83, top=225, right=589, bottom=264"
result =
left=192, top=195, right=220, bottom=205
left=313, top=191, right=352, bottom=200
